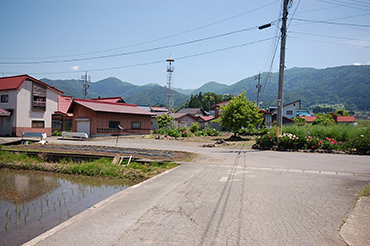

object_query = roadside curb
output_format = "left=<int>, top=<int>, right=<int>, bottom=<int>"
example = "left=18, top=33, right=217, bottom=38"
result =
left=340, top=196, right=370, bottom=246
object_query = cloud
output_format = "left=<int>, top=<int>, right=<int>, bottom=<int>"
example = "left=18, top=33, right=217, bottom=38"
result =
left=350, top=36, right=370, bottom=48
left=72, top=65, right=79, bottom=71
left=353, top=63, right=362, bottom=66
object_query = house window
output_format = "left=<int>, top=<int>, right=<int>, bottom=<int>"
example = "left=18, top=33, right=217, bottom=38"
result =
left=286, top=110, right=293, bottom=115
left=32, top=83, right=46, bottom=111
left=131, top=122, right=141, bottom=129
left=109, top=121, right=120, bottom=129
left=1, top=95, right=9, bottom=103
left=32, top=121, right=45, bottom=128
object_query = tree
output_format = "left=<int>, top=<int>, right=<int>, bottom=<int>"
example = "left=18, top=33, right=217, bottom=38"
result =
left=156, top=114, right=174, bottom=129
left=312, top=113, right=336, bottom=126
left=215, top=91, right=263, bottom=135
left=335, top=109, right=349, bottom=116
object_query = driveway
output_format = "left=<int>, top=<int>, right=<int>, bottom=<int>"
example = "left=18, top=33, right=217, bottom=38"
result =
left=26, top=137, right=370, bottom=245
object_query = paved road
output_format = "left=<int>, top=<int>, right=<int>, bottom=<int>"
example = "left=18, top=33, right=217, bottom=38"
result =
left=25, top=137, right=370, bottom=245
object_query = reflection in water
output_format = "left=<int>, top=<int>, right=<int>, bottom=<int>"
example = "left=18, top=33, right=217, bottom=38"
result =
left=0, top=169, right=130, bottom=246
left=0, top=172, right=59, bottom=204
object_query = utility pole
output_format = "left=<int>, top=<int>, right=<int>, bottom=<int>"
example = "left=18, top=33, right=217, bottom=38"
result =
left=276, top=0, right=290, bottom=145
left=255, top=72, right=261, bottom=108
left=81, top=72, right=91, bottom=99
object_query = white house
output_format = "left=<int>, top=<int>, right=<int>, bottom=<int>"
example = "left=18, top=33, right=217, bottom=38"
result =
left=0, top=75, right=63, bottom=137
left=268, top=100, right=301, bottom=120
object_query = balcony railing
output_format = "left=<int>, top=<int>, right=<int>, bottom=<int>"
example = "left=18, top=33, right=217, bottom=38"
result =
left=33, top=100, right=46, bottom=107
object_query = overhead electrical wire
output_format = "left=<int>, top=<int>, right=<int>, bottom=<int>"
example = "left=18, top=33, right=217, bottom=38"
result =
left=0, top=0, right=280, bottom=60
left=0, top=24, right=278, bottom=65
left=316, top=0, right=370, bottom=11
left=294, top=18, right=370, bottom=28
left=21, top=36, right=277, bottom=76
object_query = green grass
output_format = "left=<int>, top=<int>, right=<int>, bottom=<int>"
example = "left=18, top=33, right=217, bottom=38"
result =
left=0, top=151, right=178, bottom=182
left=358, top=182, right=370, bottom=197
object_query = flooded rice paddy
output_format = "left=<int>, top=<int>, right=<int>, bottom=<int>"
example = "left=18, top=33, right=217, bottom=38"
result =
left=0, top=169, right=130, bottom=246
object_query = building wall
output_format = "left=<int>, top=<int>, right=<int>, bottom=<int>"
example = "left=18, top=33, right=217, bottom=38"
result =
left=0, top=90, right=16, bottom=136
left=283, top=101, right=300, bottom=119
left=72, top=104, right=152, bottom=137
left=175, top=115, right=197, bottom=128
left=13, top=80, right=59, bottom=136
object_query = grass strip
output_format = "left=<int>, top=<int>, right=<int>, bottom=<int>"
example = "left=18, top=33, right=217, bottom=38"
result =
left=0, top=151, right=178, bottom=184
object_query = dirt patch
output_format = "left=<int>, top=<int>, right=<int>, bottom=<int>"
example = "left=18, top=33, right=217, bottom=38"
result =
left=2, top=143, right=195, bottom=162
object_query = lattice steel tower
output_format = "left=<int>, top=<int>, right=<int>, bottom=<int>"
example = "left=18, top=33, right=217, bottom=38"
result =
left=165, top=57, right=175, bottom=113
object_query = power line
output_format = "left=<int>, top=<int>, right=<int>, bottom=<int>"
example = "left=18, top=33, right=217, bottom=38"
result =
left=289, top=36, right=370, bottom=48
left=290, top=31, right=370, bottom=42
left=0, top=25, right=266, bottom=65
left=294, top=18, right=370, bottom=28
left=12, top=36, right=277, bottom=76
left=0, top=0, right=280, bottom=60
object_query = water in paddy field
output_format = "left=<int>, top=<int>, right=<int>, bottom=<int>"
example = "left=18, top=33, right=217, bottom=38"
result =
left=0, top=169, right=130, bottom=246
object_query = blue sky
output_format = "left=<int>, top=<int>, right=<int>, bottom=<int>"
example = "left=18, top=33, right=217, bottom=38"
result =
left=1, top=0, right=369, bottom=89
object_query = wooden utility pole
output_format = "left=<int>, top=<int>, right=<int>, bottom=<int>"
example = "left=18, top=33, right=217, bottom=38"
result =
left=276, top=0, right=290, bottom=144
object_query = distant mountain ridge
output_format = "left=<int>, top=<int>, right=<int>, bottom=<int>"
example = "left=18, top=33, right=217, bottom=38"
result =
left=41, top=65, right=370, bottom=110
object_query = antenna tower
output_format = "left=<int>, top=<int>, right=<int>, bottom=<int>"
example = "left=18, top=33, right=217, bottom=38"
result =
left=81, top=72, right=91, bottom=99
left=165, top=57, right=175, bottom=113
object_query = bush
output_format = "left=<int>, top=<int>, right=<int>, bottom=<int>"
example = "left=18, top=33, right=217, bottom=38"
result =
left=347, top=135, right=370, bottom=152
left=256, top=133, right=276, bottom=148
left=190, top=122, right=200, bottom=133
left=52, top=131, right=62, bottom=136
left=278, top=133, right=306, bottom=149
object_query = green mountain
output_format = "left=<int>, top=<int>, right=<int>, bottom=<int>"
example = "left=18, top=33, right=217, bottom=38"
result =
left=126, top=84, right=189, bottom=107
left=41, top=65, right=370, bottom=111
left=40, top=77, right=189, bottom=107
left=186, top=65, right=370, bottom=110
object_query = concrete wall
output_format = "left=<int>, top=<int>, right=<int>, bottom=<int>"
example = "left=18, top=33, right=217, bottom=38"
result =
left=0, top=90, right=16, bottom=136
left=13, top=80, right=59, bottom=136
left=283, top=101, right=300, bottom=119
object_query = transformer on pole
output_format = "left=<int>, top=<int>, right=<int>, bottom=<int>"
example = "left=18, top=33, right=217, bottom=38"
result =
left=166, top=57, right=175, bottom=113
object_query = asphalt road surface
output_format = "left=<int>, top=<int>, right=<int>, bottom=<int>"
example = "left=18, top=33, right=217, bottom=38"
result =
left=26, top=137, right=370, bottom=246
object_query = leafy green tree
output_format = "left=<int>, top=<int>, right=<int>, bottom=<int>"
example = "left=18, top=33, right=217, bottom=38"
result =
left=181, top=92, right=234, bottom=111
left=156, top=114, right=174, bottom=129
left=292, top=116, right=307, bottom=125
left=312, top=113, right=336, bottom=126
left=215, top=91, right=263, bottom=135
left=335, top=109, right=349, bottom=116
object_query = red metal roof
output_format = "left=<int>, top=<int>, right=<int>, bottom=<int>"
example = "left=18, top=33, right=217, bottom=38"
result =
left=55, top=95, right=73, bottom=117
left=0, top=74, right=63, bottom=94
left=69, top=98, right=155, bottom=116
left=301, top=115, right=355, bottom=123
left=212, top=100, right=229, bottom=107
left=0, top=107, right=11, bottom=116
left=199, top=116, right=215, bottom=122
left=337, top=116, right=355, bottom=122
left=90, top=97, right=126, bottom=104
left=301, top=116, right=316, bottom=122
left=151, top=107, right=168, bottom=112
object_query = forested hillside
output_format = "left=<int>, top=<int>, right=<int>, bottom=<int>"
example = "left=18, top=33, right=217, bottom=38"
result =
left=41, top=65, right=370, bottom=110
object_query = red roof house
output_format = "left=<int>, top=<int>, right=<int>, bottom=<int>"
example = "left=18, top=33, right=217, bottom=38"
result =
left=0, top=74, right=63, bottom=136
left=67, top=98, right=155, bottom=137
left=301, top=115, right=355, bottom=124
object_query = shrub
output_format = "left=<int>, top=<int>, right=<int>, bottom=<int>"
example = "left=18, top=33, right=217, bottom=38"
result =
left=190, top=122, right=200, bottom=133
left=312, top=113, right=336, bottom=126
left=256, top=133, right=276, bottom=148
left=347, top=135, right=370, bottom=152
left=278, top=133, right=306, bottom=149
